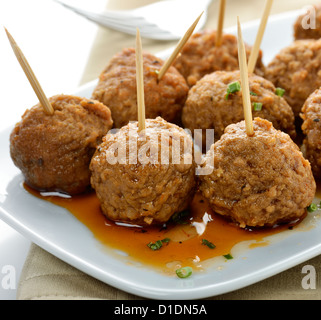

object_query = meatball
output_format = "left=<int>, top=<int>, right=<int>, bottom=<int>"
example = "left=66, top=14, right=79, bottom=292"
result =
left=265, top=39, right=321, bottom=117
left=91, top=48, right=189, bottom=128
left=182, top=71, right=296, bottom=146
left=294, top=4, right=321, bottom=40
left=199, top=118, right=315, bottom=228
left=301, top=88, right=321, bottom=179
left=90, top=117, right=196, bottom=225
left=10, top=94, right=113, bottom=195
left=173, top=30, right=265, bottom=87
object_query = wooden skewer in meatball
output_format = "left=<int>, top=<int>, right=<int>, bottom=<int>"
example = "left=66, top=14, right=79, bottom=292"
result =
left=173, top=0, right=276, bottom=88
left=91, top=12, right=203, bottom=129
left=199, top=118, right=316, bottom=228
left=182, top=1, right=277, bottom=148
left=5, top=29, right=113, bottom=195
left=198, top=19, right=316, bottom=229
left=174, top=0, right=275, bottom=88
left=91, top=47, right=189, bottom=129
left=173, top=30, right=265, bottom=88
left=182, top=70, right=296, bottom=147
left=10, top=95, right=113, bottom=195
left=90, top=30, right=196, bottom=226
left=90, top=117, right=196, bottom=226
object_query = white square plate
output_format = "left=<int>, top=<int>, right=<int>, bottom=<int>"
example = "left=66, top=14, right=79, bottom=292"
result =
left=1, top=9, right=321, bottom=300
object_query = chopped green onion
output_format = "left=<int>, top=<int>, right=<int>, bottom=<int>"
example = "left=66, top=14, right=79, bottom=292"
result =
left=154, top=69, right=160, bottom=75
left=250, top=91, right=258, bottom=96
left=147, top=241, right=162, bottom=251
left=275, top=87, right=285, bottom=97
left=201, top=239, right=216, bottom=249
left=176, top=266, right=193, bottom=278
left=307, top=203, right=318, bottom=212
left=225, top=81, right=241, bottom=100
left=147, top=238, right=170, bottom=250
left=253, top=102, right=263, bottom=111
left=228, top=81, right=241, bottom=92
left=171, top=210, right=190, bottom=224
left=223, top=253, right=233, bottom=260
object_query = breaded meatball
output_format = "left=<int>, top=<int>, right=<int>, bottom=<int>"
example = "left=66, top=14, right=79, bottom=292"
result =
left=173, top=30, right=265, bottom=87
left=301, top=88, right=321, bottom=179
left=294, top=4, right=321, bottom=40
left=199, top=118, right=315, bottom=228
left=90, top=117, right=196, bottom=225
left=182, top=71, right=296, bottom=146
left=10, top=95, right=113, bottom=195
left=91, top=48, right=189, bottom=128
left=265, top=39, right=321, bottom=117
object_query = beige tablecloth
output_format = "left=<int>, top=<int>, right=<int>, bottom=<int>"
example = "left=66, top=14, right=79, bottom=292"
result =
left=17, top=0, right=321, bottom=300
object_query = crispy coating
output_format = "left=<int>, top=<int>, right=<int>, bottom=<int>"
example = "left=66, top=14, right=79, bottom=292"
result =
left=90, top=117, right=196, bottom=225
left=199, top=118, right=315, bottom=228
left=182, top=71, right=296, bottom=146
left=92, top=48, right=189, bottom=128
left=173, top=30, right=265, bottom=87
left=301, top=88, right=321, bottom=179
left=265, top=39, right=321, bottom=117
left=10, top=95, right=113, bottom=195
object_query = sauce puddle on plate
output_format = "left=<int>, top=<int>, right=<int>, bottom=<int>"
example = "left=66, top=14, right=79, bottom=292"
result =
left=24, top=184, right=302, bottom=274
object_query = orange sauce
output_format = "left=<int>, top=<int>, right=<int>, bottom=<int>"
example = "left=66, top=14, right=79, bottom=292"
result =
left=24, top=183, right=302, bottom=274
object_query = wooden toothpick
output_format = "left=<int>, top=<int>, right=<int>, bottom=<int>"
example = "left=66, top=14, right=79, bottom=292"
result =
left=157, top=12, right=203, bottom=81
left=247, top=0, right=273, bottom=74
left=215, top=0, right=226, bottom=47
left=237, top=17, right=254, bottom=137
left=136, top=28, right=146, bottom=132
left=4, top=28, right=54, bottom=115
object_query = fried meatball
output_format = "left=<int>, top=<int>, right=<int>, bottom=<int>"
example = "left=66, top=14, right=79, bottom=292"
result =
left=294, top=4, right=321, bottom=40
left=90, top=117, right=196, bottom=225
left=265, top=39, right=321, bottom=117
left=91, top=48, right=189, bottom=128
left=182, top=71, right=296, bottom=146
left=173, top=30, right=265, bottom=87
left=10, top=95, right=113, bottom=195
left=199, top=118, right=315, bottom=228
left=301, top=88, right=321, bottom=179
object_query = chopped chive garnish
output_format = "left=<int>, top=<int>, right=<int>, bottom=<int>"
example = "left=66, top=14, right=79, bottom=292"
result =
left=250, top=91, right=258, bottom=96
left=201, top=239, right=216, bottom=249
left=147, top=241, right=162, bottom=251
left=176, top=266, right=193, bottom=278
left=313, top=118, right=320, bottom=122
left=171, top=209, right=190, bottom=224
left=307, top=203, right=318, bottom=212
left=223, top=253, right=233, bottom=260
left=147, top=238, right=170, bottom=250
left=253, top=102, right=263, bottom=111
left=225, top=81, right=241, bottom=100
left=275, top=87, right=285, bottom=97
left=154, top=69, right=160, bottom=75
